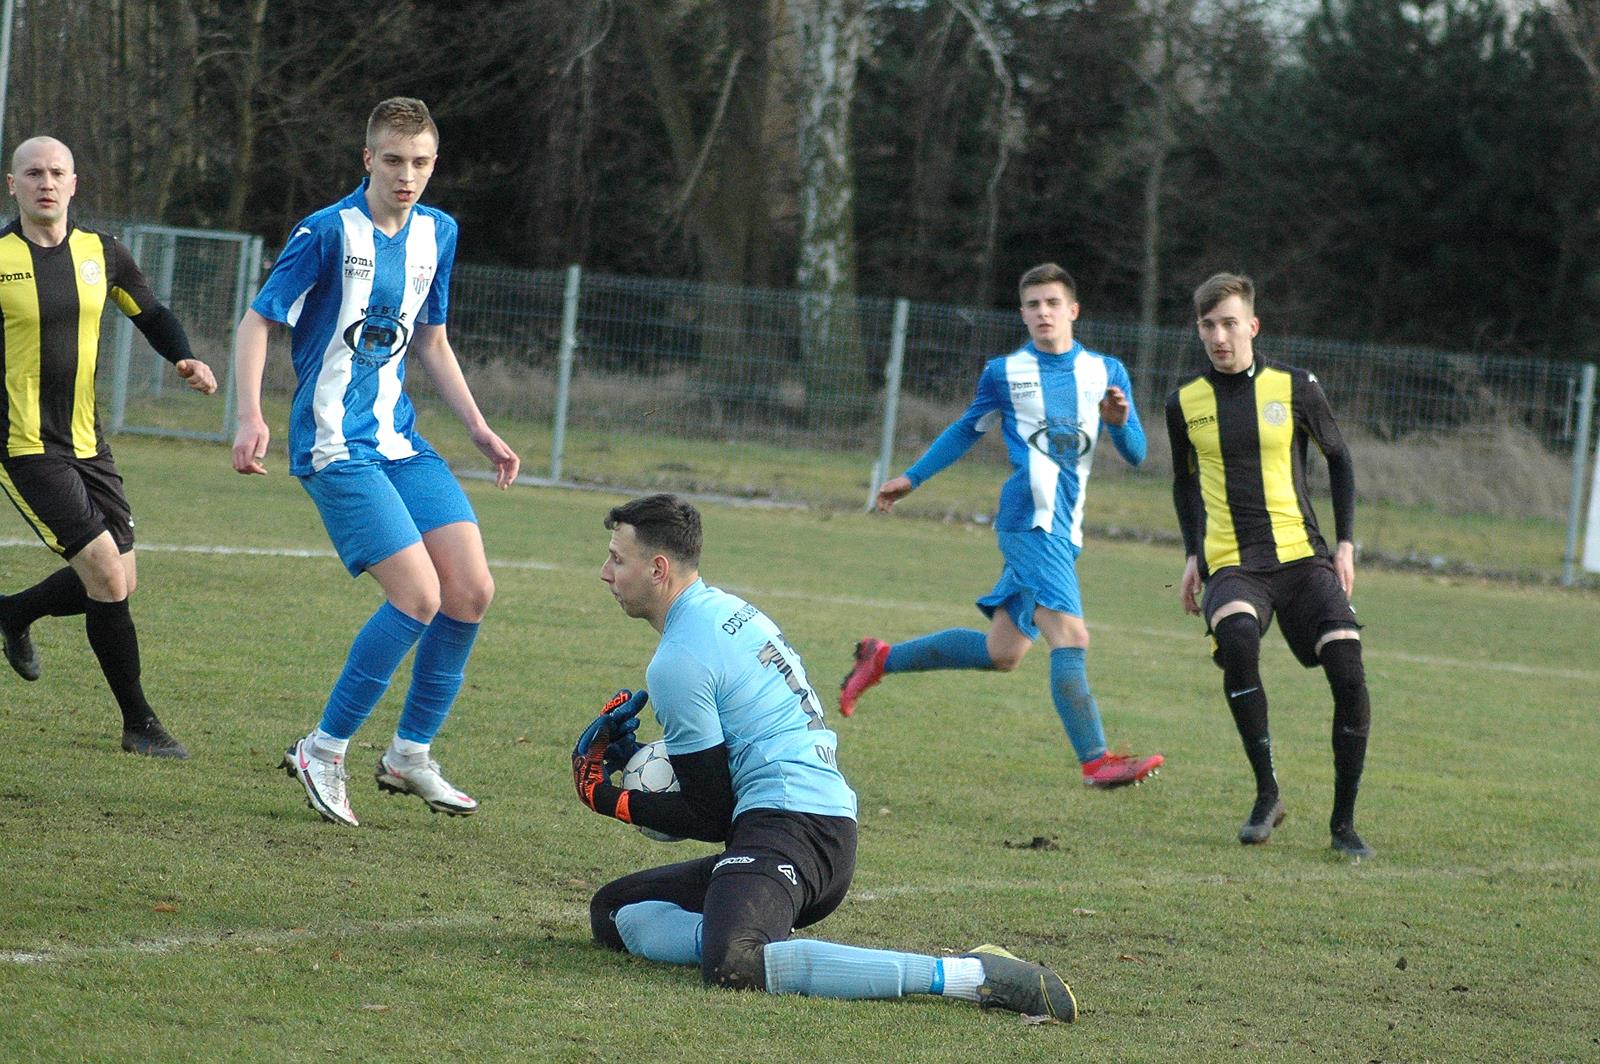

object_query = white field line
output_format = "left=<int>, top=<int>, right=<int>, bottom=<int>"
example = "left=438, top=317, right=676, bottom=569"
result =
left=0, top=912, right=506, bottom=966
left=4, top=538, right=1595, bottom=682
left=6, top=853, right=1596, bottom=966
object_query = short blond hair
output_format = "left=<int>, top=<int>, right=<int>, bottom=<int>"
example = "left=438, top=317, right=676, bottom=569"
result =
left=366, top=97, right=438, bottom=149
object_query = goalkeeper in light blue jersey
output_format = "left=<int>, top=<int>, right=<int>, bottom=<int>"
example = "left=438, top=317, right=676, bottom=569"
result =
left=840, top=263, right=1164, bottom=789
left=570, top=495, right=1077, bottom=1020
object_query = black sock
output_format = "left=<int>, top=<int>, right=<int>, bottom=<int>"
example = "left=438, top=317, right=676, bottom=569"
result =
left=1, top=567, right=89, bottom=629
left=84, top=598, right=157, bottom=730
left=1321, top=638, right=1371, bottom=830
left=1215, top=614, right=1277, bottom=798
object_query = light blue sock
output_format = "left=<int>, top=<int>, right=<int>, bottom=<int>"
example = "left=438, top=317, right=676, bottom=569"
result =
left=1050, top=646, right=1108, bottom=763
left=615, top=901, right=703, bottom=965
left=397, top=613, right=480, bottom=744
left=319, top=603, right=427, bottom=740
left=885, top=629, right=992, bottom=673
left=763, top=940, right=939, bottom=999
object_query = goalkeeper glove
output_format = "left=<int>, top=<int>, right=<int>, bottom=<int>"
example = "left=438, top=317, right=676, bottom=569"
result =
left=572, top=689, right=649, bottom=817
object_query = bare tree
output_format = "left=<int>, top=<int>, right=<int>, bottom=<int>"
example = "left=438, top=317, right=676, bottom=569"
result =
left=785, top=0, right=868, bottom=425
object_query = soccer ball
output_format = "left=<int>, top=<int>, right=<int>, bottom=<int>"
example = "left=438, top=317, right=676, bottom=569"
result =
left=621, top=740, right=683, bottom=843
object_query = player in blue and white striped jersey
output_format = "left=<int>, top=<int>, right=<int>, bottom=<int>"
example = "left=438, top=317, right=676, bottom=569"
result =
left=841, top=263, right=1164, bottom=789
left=230, top=98, right=519, bottom=828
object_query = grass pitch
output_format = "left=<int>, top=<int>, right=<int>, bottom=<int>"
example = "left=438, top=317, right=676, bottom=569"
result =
left=1, top=436, right=1597, bottom=1063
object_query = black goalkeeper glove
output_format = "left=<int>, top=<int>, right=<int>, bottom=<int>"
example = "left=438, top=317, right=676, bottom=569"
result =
left=572, top=689, right=648, bottom=817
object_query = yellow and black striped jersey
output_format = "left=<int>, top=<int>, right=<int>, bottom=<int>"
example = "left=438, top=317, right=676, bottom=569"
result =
left=0, top=221, right=161, bottom=459
left=1165, top=358, right=1355, bottom=578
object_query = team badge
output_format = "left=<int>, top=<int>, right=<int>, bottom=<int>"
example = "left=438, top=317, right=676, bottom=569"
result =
left=79, top=258, right=102, bottom=285
left=1263, top=401, right=1288, bottom=425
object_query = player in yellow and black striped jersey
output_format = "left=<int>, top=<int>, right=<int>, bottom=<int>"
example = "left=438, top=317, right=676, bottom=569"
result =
left=1165, top=272, right=1375, bottom=859
left=0, top=136, right=217, bottom=759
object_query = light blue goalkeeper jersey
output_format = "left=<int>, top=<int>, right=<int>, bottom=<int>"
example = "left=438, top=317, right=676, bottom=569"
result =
left=250, top=180, right=457, bottom=476
left=904, top=340, right=1146, bottom=545
left=646, top=580, right=858, bottom=822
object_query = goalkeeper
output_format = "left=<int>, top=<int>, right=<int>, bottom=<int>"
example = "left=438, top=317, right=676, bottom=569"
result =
left=571, top=493, right=1077, bottom=1020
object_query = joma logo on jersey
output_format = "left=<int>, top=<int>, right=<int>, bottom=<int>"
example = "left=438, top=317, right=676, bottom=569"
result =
left=1187, top=414, right=1216, bottom=430
left=1009, top=380, right=1040, bottom=398
left=0, top=270, right=34, bottom=283
left=344, top=254, right=374, bottom=281
left=1027, top=420, right=1093, bottom=463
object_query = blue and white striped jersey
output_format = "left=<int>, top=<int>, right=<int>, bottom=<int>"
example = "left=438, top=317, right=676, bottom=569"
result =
left=250, top=180, right=457, bottom=475
left=646, top=580, right=858, bottom=822
left=905, top=340, right=1146, bottom=544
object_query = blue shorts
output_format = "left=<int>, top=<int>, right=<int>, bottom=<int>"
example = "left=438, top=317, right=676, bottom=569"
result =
left=298, top=452, right=478, bottom=576
left=976, top=529, right=1083, bottom=639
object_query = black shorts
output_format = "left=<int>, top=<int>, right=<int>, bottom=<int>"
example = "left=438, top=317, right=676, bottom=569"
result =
left=590, top=807, right=858, bottom=953
left=0, top=452, right=134, bottom=559
left=1203, top=557, right=1359, bottom=668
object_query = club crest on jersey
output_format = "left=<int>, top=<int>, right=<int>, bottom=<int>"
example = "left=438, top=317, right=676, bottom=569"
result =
left=79, top=258, right=103, bottom=285
left=1263, top=401, right=1288, bottom=425
left=411, top=264, right=435, bottom=295
left=1027, top=420, right=1093, bottom=463
left=343, top=308, right=411, bottom=367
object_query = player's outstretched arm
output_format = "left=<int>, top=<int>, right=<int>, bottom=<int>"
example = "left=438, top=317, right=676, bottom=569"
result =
left=412, top=324, right=521, bottom=488
left=230, top=309, right=274, bottom=476
left=875, top=475, right=914, bottom=513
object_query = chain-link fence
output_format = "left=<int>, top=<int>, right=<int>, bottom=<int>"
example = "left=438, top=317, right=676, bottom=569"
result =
left=99, top=237, right=1599, bottom=577
left=103, top=223, right=263, bottom=441
left=437, top=262, right=1594, bottom=517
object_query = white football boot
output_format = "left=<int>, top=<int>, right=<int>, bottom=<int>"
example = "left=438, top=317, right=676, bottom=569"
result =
left=374, top=746, right=479, bottom=816
left=282, top=735, right=359, bottom=827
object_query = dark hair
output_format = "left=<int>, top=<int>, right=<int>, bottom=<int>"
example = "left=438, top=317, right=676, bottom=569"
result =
left=1193, top=272, right=1255, bottom=318
left=1018, top=262, right=1077, bottom=302
left=604, top=494, right=702, bottom=568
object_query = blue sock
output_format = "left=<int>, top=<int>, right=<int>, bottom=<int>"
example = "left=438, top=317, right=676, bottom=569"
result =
left=885, top=629, right=992, bottom=673
left=318, top=603, right=427, bottom=740
left=763, top=940, right=939, bottom=999
left=397, top=613, right=480, bottom=744
left=1050, top=646, right=1107, bottom=763
left=615, top=901, right=703, bottom=965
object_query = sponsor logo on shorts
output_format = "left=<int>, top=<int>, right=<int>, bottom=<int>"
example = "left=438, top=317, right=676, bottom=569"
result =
left=713, top=856, right=756, bottom=873
left=778, top=864, right=798, bottom=886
